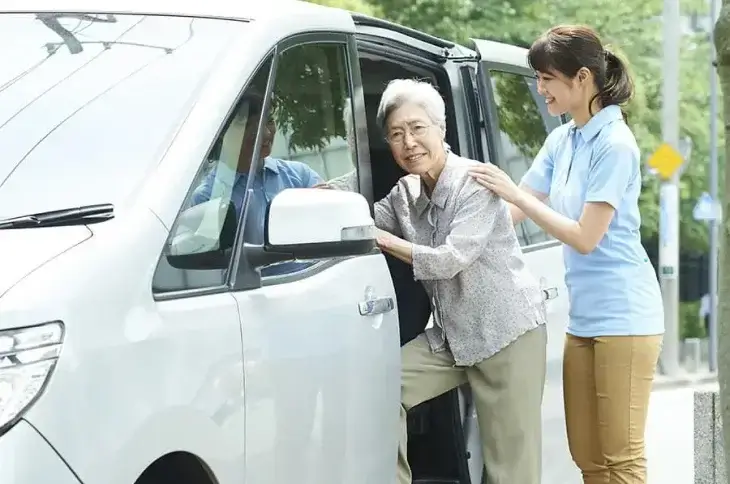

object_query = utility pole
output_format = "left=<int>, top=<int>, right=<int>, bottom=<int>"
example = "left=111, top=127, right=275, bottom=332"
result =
left=709, top=0, right=721, bottom=373
left=659, top=0, right=682, bottom=377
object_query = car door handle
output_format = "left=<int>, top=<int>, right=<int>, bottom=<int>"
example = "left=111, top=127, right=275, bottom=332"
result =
left=358, top=296, right=395, bottom=316
left=542, top=287, right=559, bottom=301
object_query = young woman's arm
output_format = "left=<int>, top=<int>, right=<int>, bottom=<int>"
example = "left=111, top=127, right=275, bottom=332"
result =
left=508, top=192, right=615, bottom=254
left=470, top=141, right=635, bottom=255
left=507, top=185, right=549, bottom=225
left=471, top=135, right=553, bottom=227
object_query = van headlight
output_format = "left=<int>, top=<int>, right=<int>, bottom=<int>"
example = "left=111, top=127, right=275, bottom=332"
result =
left=0, top=322, right=64, bottom=433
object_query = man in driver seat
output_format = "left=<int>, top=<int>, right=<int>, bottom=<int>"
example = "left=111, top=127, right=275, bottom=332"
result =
left=190, top=91, right=323, bottom=275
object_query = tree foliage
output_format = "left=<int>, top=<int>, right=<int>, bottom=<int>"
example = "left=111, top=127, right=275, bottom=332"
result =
left=299, top=0, right=721, bottom=252
left=273, top=43, right=349, bottom=151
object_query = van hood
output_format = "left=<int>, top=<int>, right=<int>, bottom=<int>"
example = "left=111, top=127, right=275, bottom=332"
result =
left=0, top=226, right=92, bottom=297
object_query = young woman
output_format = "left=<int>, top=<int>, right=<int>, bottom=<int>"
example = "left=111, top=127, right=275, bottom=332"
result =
left=469, top=25, right=664, bottom=483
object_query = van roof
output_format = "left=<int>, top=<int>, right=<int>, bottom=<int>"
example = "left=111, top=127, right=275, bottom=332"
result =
left=0, top=0, right=527, bottom=68
left=0, top=0, right=334, bottom=22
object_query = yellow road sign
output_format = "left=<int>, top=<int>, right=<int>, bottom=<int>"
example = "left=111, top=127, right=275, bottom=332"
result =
left=647, top=143, right=684, bottom=179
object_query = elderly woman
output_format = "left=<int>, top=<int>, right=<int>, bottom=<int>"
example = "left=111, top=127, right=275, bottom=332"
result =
left=354, top=79, right=548, bottom=484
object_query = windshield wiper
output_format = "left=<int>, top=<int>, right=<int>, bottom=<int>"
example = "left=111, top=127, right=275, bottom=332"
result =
left=0, top=203, right=114, bottom=229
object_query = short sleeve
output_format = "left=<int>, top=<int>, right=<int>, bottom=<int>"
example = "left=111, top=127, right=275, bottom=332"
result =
left=520, top=139, right=554, bottom=196
left=584, top=141, right=637, bottom=209
left=302, top=165, right=324, bottom=187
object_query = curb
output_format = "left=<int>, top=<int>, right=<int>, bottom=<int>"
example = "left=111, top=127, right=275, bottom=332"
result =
left=652, top=372, right=718, bottom=391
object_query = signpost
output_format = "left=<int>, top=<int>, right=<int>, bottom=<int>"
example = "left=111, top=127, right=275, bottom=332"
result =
left=647, top=141, right=686, bottom=377
left=647, top=142, right=685, bottom=180
left=693, top=192, right=723, bottom=222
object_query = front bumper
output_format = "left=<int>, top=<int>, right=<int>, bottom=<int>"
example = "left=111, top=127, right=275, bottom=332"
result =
left=0, top=420, right=81, bottom=484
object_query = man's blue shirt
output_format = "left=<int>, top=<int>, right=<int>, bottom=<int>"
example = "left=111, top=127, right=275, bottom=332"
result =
left=191, top=156, right=323, bottom=276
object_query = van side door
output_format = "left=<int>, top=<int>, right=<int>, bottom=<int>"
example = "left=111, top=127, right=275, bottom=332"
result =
left=229, top=34, right=400, bottom=484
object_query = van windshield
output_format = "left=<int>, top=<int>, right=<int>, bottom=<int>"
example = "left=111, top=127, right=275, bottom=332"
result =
left=0, top=13, right=245, bottom=220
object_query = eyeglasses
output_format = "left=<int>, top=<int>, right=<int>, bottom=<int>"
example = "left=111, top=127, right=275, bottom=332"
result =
left=385, top=123, right=432, bottom=145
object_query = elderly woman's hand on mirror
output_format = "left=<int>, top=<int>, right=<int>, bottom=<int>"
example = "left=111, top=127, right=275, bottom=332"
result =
left=468, top=163, right=523, bottom=205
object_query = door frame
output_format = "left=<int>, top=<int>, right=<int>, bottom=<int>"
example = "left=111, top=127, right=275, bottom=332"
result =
left=470, top=40, right=564, bottom=253
left=230, top=31, right=369, bottom=292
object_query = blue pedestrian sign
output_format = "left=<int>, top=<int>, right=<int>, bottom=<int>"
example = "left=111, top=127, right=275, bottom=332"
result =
left=693, top=192, right=722, bottom=221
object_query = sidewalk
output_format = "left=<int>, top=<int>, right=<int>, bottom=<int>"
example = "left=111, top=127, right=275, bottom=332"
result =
left=646, top=381, right=719, bottom=483
left=652, top=369, right=717, bottom=390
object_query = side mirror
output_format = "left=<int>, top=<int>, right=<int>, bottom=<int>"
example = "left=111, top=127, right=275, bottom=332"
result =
left=245, top=188, right=376, bottom=268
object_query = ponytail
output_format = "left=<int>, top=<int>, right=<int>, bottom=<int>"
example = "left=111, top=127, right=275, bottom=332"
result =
left=591, top=49, right=634, bottom=122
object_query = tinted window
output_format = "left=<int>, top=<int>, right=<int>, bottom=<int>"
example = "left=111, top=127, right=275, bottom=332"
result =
left=153, top=41, right=356, bottom=293
left=152, top=57, right=274, bottom=294
left=489, top=70, right=552, bottom=247
left=256, top=41, right=356, bottom=279
left=0, top=13, right=244, bottom=219
left=270, top=43, right=356, bottom=189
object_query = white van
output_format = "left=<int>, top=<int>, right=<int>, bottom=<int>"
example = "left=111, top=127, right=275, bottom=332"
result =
left=0, top=2, right=570, bottom=484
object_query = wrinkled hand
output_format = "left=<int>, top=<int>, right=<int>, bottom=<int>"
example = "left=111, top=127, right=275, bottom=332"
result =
left=374, top=227, right=393, bottom=250
left=468, top=163, right=522, bottom=204
left=312, top=182, right=333, bottom=189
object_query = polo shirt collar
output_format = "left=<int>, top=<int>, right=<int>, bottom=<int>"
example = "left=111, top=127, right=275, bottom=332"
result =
left=571, top=104, right=623, bottom=142
left=262, top=156, right=279, bottom=174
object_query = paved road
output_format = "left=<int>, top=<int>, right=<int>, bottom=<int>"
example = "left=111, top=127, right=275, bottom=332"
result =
left=540, top=319, right=581, bottom=484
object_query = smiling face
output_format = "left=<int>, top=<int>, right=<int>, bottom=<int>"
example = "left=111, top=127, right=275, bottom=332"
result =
left=385, top=102, right=445, bottom=177
left=536, top=68, right=586, bottom=117
left=528, top=26, right=611, bottom=125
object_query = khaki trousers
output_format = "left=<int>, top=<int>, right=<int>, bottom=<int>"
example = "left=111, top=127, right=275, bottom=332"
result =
left=397, top=325, right=547, bottom=484
left=563, top=334, right=663, bottom=484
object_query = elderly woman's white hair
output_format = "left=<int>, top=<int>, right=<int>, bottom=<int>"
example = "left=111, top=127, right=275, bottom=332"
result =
left=376, top=79, right=447, bottom=135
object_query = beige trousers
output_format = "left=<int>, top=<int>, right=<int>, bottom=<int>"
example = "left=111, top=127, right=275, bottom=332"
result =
left=563, top=334, right=663, bottom=484
left=397, top=325, right=547, bottom=484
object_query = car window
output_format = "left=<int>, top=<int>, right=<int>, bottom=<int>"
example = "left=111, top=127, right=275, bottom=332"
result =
left=489, top=70, right=552, bottom=247
left=252, top=41, right=356, bottom=279
left=269, top=42, right=356, bottom=186
left=152, top=56, right=275, bottom=294
left=153, top=41, right=357, bottom=294
left=0, top=13, right=245, bottom=220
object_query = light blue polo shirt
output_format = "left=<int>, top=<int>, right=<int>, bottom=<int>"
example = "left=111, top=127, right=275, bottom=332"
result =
left=521, top=105, right=664, bottom=337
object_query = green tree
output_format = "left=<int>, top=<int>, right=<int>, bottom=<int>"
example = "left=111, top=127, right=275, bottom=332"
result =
left=307, top=0, right=381, bottom=15
left=269, top=0, right=380, bottom=152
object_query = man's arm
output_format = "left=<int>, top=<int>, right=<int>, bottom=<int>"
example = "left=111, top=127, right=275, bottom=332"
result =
left=301, top=164, right=325, bottom=187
